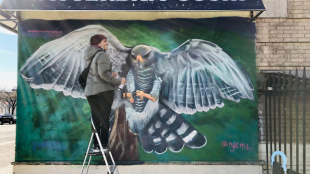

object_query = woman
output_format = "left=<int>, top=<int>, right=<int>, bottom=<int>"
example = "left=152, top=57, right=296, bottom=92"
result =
left=84, top=34, right=126, bottom=151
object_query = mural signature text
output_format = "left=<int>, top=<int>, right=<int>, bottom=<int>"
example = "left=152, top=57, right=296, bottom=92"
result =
left=221, top=141, right=253, bottom=152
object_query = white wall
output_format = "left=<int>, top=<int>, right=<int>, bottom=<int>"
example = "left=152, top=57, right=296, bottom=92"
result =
left=14, top=165, right=263, bottom=174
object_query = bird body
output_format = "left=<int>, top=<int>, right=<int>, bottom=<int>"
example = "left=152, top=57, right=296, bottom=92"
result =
left=124, top=45, right=208, bottom=153
left=125, top=67, right=161, bottom=133
left=132, top=66, right=156, bottom=112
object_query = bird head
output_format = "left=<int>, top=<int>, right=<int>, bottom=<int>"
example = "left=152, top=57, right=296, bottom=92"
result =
left=130, top=45, right=155, bottom=69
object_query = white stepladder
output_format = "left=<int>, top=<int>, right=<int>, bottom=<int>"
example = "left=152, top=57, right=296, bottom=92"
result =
left=80, top=118, right=118, bottom=174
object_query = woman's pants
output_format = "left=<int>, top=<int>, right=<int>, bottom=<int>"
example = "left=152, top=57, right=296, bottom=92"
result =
left=86, top=90, right=114, bottom=147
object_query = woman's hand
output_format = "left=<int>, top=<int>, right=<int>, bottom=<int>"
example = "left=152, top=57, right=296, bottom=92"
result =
left=121, top=78, right=126, bottom=85
left=112, top=72, right=118, bottom=77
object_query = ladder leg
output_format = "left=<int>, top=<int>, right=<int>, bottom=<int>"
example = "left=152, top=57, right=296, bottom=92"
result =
left=80, top=133, right=94, bottom=174
left=109, top=151, right=118, bottom=174
left=95, top=132, right=111, bottom=174
left=85, top=156, right=92, bottom=174
left=109, top=151, right=115, bottom=165
left=91, top=118, right=112, bottom=174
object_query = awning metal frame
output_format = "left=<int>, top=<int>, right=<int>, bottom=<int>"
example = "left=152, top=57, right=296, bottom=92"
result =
left=0, top=22, right=17, bottom=33
left=0, top=10, right=19, bottom=34
left=0, top=0, right=19, bottom=34
left=0, top=18, right=19, bottom=22
left=250, top=11, right=264, bottom=21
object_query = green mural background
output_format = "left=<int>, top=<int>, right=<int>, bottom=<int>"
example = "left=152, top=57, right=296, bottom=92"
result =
left=16, top=18, right=257, bottom=163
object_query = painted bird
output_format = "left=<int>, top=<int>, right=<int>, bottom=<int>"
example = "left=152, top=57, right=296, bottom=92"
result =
left=20, top=25, right=254, bottom=154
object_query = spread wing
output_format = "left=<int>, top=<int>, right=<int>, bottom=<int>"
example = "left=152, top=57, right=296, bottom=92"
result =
left=20, top=25, right=131, bottom=99
left=155, top=39, right=254, bottom=115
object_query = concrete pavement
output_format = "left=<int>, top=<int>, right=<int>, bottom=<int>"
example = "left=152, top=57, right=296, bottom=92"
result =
left=0, top=124, right=15, bottom=174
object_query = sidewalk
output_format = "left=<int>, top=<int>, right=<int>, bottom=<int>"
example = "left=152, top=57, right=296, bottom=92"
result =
left=0, top=166, right=13, bottom=174
left=0, top=124, right=15, bottom=174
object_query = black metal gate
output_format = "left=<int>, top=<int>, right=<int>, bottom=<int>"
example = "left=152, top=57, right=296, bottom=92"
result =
left=260, top=67, right=310, bottom=174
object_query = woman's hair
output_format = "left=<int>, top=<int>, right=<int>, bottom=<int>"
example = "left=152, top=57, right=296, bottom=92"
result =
left=90, top=34, right=107, bottom=45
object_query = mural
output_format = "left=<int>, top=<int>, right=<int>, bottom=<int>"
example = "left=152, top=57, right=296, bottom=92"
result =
left=16, top=18, right=258, bottom=162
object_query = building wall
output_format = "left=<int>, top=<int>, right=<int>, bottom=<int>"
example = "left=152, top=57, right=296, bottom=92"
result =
left=13, top=165, right=263, bottom=174
left=288, top=0, right=310, bottom=18
left=256, top=18, right=310, bottom=70
left=0, top=102, right=16, bottom=115
left=256, top=0, right=310, bottom=71
left=0, top=102, right=9, bottom=114
left=256, top=0, right=310, bottom=173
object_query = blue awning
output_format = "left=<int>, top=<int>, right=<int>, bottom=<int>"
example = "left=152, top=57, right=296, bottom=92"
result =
left=1, top=0, right=265, bottom=11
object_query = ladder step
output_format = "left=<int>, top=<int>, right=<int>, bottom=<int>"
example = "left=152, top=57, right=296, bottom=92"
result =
left=86, top=149, right=109, bottom=156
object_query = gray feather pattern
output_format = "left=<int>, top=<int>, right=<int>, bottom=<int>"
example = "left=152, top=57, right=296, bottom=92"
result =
left=156, top=39, right=254, bottom=115
left=20, top=25, right=131, bottom=99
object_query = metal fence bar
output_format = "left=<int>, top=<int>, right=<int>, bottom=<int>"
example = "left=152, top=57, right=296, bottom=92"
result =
left=268, top=76, right=273, bottom=165
left=288, top=70, right=293, bottom=174
left=265, top=74, right=269, bottom=174
left=282, top=72, right=287, bottom=156
left=302, top=68, right=306, bottom=174
left=294, top=69, right=299, bottom=173
left=278, top=73, right=282, bottom=164
left=273, top=74, right=277, bottom=162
